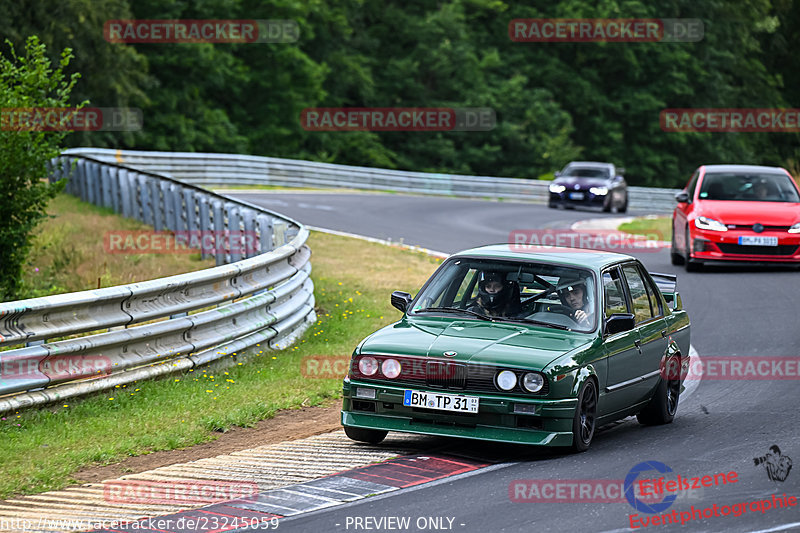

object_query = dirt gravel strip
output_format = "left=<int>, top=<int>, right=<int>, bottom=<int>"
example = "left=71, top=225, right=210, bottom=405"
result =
left=0, top=431, right=432, bottom=533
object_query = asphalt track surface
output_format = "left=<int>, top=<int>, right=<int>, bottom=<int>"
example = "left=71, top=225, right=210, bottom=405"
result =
left=232, top=191, right=800, bottom=533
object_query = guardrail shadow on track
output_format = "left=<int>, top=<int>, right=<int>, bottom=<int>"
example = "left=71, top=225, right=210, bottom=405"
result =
left=0, top=155, right=316, bottom=413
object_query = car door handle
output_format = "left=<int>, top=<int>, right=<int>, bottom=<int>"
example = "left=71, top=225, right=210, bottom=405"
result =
left=634, top=339, right=642, bottom=354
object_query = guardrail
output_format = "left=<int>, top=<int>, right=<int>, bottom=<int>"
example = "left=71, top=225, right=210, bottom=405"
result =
left=63, top=148, right=681, bottom=213
left=0, top=155, right=315, bottom=413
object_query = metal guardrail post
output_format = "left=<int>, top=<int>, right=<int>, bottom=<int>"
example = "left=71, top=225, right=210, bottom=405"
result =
left=257, top=214, right=274, bottom=253
left=212, top=199, right=225, bottom=266
left=119, top=168, right=132, bottom=218
left=226, top=203, right=242, bottom=264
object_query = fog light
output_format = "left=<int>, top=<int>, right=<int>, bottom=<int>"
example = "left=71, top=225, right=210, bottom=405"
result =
left=355, top=387, right=376, bottom=399
left=513, top=403, right=537, bottom=415
left=693, top=239, right=709, bottom=252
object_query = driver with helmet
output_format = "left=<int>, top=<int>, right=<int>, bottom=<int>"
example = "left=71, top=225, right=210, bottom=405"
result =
left=467, top=271, right=520, bottom=318
left=556, top=276, right=594, bottom=327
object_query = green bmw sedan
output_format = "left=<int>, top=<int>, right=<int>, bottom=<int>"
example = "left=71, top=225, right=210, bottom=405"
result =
left=342, top=245, right=690, bottom=452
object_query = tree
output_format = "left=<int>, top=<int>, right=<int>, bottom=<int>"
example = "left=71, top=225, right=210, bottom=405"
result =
left=0, top=36, right=80, bottom=299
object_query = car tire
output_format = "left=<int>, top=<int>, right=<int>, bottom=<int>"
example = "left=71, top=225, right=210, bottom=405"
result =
left=684, top=228, right=702, bottom=271
left=637, top=356, right=681, bottom=425
left=570, top=379, right=597, bottom=453
left=602, top=196, right=612, bottom=213
left=670, top=225, right=685, bottom=265
left=344, top=426, right=388, bottom=445
left=618, top=194, right=628, bottom=213
left=548, top=200, right=558, bottom=209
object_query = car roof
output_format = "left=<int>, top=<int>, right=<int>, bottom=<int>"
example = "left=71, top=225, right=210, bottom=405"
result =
left=701, top=164, right=788, bottom=174
left=564, top=161, right=614, bottom=170
left=449, top=244, right=635, bottom=270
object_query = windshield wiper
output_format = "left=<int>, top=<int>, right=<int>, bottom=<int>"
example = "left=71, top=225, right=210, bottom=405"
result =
left=414, top=306, right=493, bottom=321
left=500, top=317, right=571, bottom=330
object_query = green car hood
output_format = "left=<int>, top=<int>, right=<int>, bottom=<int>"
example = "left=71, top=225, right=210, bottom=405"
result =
left=359, top=316, right=594, bottom=370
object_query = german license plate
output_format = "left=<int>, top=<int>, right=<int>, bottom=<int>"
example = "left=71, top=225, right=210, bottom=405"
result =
left=739, top=236, right=778, bottom=246
left=403, top=389, right=479, bottom=413
left=569, top=192, right=584, bottom=200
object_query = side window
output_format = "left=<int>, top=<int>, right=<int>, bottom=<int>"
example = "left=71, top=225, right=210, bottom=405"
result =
left=640, top=268, right=664, bottom=318
left=686, top=171, right=699, bottom=202
left=622, top=264, right=654, bottom=323
left=602, top=269, right=628, bottom=317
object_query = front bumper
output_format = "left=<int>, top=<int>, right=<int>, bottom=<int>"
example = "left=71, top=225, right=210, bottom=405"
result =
left=689, top=227, right=800, bottom=263
left=549, top=191, right=607, bottom=209
left=341, top=380, right=576, bottom=446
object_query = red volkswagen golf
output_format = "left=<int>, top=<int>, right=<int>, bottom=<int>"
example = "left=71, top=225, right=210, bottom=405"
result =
left=672, top=164, right=800, bottom=270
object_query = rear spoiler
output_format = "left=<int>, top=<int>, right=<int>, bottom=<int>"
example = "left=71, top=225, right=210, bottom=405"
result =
left=650, top=272, right=682, bottom=310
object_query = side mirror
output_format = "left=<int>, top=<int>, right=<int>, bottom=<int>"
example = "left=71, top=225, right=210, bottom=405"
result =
left=391, top=291, right=413, bottom=313
left=617, top=167, right=626, bottom=176
left=554, top=171, right=562, bottom=177
left=605, top=313, right=635, bottom=335
left=675, top=191, right=690, bottom=203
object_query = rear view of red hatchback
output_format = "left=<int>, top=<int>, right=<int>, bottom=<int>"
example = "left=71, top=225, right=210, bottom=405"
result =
left=671, top=164, right=800, bottom=270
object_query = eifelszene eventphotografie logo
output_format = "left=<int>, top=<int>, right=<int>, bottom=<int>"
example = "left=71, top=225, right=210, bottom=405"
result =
left=754, top=445, right=792, bottom=482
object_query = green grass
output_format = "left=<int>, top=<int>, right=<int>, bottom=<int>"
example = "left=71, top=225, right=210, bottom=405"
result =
left=618, top=216, right=672, bottom=242
left=0, top=228, right=442, bottom=499
left=20, top=194, right=215, bottom=298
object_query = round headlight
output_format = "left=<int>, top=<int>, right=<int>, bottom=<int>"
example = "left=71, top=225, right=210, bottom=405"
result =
left=522, top=373, right=544, bottom=393
left=496, top=370, right=517, bottom=391
left=358, top=356, right=379, bottom=376
left=382, top=358, right=402, bottom=379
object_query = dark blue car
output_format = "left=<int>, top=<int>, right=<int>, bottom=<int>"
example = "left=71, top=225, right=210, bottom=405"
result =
left=548, top=161, right=628, bottom=213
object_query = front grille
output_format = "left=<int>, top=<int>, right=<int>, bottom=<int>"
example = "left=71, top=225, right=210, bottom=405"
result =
left=426, top=362, right=467, bottom=389
left=353, top=355, right=549, bottom=397
left=726, top=225, right=790, bottom=231
left=716, top=243, right=798, bottom=256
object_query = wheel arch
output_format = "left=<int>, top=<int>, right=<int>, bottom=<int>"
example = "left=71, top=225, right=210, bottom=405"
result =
left=571, top=365, right=600, bottom=397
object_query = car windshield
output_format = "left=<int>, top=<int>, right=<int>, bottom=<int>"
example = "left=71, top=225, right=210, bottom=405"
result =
left=562, top=167, right=609, bottom=179
left=698, top=172, right=800, bottom=202
left=409, top=258, right=597, bottom=332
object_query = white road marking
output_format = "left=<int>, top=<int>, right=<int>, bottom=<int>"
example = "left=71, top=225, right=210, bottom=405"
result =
left=746, top=522, right=800, bottom=533
left=297, top=202, right=335, bottom=211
